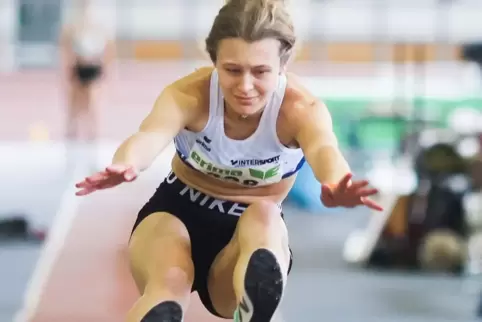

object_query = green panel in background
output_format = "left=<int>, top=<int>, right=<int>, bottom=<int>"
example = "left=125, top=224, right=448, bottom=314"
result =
left=324, top=98, right=482, bottom=150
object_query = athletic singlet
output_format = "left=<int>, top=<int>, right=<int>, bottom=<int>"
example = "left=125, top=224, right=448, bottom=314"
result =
left=173, top=69, right=305, bottom=187
left=72, top=28, right=106, bottom=59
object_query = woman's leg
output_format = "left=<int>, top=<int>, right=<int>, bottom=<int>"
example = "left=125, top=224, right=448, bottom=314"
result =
left=207, top=200, right=291, bottom=320
left=66, top=67, right=101, bottom=146
left=64, top=79, right=87, bottom=170
left=80, top=79, right=102, bottom=169
left=127, top=211, right=195, bottom=321
left=65, top=82, right=83, bottom=142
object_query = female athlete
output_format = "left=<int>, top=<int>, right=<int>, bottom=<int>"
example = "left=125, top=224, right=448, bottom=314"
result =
left=59, top=0, right=114, bottom=164
left=75, top=0, right=382, bottom=321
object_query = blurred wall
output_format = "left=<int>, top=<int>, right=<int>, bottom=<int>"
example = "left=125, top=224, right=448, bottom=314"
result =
left=113, top=0, right=482, bottom=42
left=2, top=0, right=482, bottom=68
left=0, top=0, right=17, bottom=71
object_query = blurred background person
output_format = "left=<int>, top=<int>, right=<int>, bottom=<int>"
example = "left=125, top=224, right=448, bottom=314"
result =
left=58, top=0, right=115, bottom=169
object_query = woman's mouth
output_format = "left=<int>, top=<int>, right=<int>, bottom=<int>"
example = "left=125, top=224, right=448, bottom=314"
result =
left=234, top=95, right=257, bottom=105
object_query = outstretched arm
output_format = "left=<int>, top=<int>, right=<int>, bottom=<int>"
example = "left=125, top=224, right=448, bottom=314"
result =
left=74, top=85, right=199, bottom=196
left=291, top=99, right=382, bottom=211
left=112, top=85, right=198, bottom=172
left=293, top=100, right=350, bottom=185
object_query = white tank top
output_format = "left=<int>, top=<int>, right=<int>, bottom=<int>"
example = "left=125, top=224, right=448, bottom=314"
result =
left=173, top=69, right=305, bottom=187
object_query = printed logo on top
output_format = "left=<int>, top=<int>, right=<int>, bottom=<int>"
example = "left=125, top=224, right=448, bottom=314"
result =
left=230, top=155, right=280, bottom=167
left=186, top=146, right=282, bottom=187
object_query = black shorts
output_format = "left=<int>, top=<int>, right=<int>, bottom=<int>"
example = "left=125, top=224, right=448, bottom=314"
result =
left=73, top=63, right=102, bottom=85
left=131, top=171, right=293, bottom=318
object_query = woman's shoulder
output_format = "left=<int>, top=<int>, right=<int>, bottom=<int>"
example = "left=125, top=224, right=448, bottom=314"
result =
left=158, top=67, right=214, bottom=128
left=278, top=72, right=331, bottom=134
left=169, top=66, right=214, bottom=97
left=281, top=72, right=320, bottom=116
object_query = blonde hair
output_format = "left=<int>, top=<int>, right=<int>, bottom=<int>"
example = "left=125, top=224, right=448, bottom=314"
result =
left=205, top=0, right=296, bottom=64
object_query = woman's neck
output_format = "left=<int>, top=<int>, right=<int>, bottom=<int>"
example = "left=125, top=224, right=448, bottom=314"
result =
left=224, top=101, right=264, bottom=123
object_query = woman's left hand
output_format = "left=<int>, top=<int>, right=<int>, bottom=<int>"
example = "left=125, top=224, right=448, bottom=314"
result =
left=320, top=173, right=383, bottom=211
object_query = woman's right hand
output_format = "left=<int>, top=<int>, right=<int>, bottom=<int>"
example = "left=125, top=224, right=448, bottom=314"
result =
left=75, top=164, right=138, bottom=196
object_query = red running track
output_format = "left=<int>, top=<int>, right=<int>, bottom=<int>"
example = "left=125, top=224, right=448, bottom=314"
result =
left=17, top=152, right=228, bottom=322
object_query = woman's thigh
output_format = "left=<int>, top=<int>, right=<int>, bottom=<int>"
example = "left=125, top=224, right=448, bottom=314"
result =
left=128, top=211, right=195, bottom=295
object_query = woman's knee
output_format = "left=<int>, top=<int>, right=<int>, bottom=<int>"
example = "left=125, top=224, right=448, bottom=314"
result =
left=243, top=200, right=290, bottom=246
left=127, top=212, right=194, bottom=321
left=128, top=212, right=194, bottom=296
left=235, top=201, right=289, bottom=258
left=239, top=200, right=286, bottom=232
left=144, top=266, right=193, bottom=298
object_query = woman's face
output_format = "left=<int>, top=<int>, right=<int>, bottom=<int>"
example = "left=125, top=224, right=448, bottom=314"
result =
left=215, top=37, right=283, bottom=117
